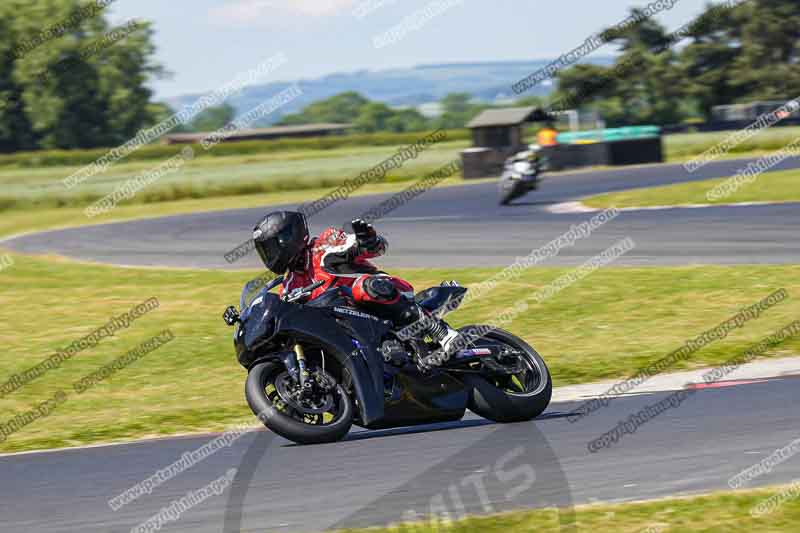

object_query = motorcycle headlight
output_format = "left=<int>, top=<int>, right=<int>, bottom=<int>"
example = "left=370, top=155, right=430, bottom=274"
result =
left=513, top=162, right=530, bottom=174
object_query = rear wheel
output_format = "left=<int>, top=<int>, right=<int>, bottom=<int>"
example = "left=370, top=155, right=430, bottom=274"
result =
left=245, top=361, right=353, bottom=444
left=460, top=327, right=552, bottom=423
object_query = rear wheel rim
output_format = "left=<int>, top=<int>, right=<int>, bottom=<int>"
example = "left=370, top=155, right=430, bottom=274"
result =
left=481, top=336, right=547, bottom=397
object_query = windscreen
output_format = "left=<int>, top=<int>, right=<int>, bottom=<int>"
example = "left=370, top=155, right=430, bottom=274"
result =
left=240, top=274, right=283, bottom=311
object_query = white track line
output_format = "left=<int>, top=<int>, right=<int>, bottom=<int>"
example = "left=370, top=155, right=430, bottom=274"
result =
left=547, top=200, right=787, bottom=214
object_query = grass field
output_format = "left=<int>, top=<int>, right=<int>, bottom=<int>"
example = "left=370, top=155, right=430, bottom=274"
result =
left=665, top=126, right=800, bottom=161
left=334, top=485, right=800, bottom=532
left=0, top=254, right=798, bottom=453
left=1, top=124, right=799, bottom=216
left=0, top=139, right=469, bottom=212
left=583, top=168, right=800, bottom=209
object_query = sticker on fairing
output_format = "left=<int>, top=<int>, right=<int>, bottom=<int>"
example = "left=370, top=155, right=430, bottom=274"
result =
left=456, top=348, right=492, bottom=358
left=334, top=307, right=381, bottom=322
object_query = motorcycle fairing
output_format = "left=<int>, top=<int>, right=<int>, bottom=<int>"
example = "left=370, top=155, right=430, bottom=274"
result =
left=414, top=286, right=468, bottom=316
left=373, top=366, right=468, bottom=429
left=235, top=289, right=281, bottom=365
left=236, top=288, right=391, bottom=426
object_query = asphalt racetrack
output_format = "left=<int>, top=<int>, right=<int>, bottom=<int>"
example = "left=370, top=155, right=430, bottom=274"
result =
left=2, top=377, right=799, bottom=532
left=5, top=156, right=800, bottom=268
left=3, top=156, right=800, bottom=532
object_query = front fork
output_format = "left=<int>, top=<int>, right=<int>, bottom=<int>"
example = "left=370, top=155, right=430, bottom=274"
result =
left=283, top=342, right=312, bottom=390
left=294, top=343, right=312, bottom=391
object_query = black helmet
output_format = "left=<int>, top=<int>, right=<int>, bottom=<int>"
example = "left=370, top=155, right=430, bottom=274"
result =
left=253, top=211, right=309, bottom=274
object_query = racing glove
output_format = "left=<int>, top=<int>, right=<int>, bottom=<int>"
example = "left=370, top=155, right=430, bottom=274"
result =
left=351, top=219, right=381, bottom=253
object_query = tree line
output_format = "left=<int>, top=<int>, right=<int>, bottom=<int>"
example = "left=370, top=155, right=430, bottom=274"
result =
left=0, top=0, right=796, bottom=154
left=552, top=0, right=800, bottom=126
left=274, top=92, right=491, bottom=133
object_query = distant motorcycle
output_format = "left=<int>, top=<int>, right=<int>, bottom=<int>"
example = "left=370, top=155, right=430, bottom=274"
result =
left=224, top=277, right=552, bottom=445
left=498, top=145, right=547, bottom=205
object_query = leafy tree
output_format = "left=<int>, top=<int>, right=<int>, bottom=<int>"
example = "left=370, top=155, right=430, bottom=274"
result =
left=568, top=9, right=684, bottom=126
left=385, top=108, right=429, bottom=132
left=187, top=103, right=236, bottom=132
left=514, top=95, right=546, bottom=108
left=353, top=102, right=394, bottom=133
left=554, top=1, right=800, bottom=126
left=144, top=102, right=188, bottom=133
left=440, top=93, right=472, bottom=115
left=0, top=0, right=163, bottom=151
left=678, top=3, right=745, bottom=119
left=0, top=4, right=36, bottom=152
left=278, top=91, right=430, bottom=133
left=436, top=92, right=484, bottom=129
left=684, top=0, right=800, bottom=109
left=600, top=7, right=675, bottom=50
left=278, top=91, right=370, bottom=125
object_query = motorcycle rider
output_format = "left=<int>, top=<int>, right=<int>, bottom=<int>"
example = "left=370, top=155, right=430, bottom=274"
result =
left=537, top=121, right=559, bottom=147
left=251, top=211, right=460, bottom=366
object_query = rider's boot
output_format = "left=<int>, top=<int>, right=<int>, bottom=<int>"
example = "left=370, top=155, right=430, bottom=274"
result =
left=422, top=317, right=461, bottom=367
left=401, top=306, right=461, bottom=369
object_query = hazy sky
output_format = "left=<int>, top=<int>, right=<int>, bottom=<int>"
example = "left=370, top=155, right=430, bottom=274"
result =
left=107, top=0, right=718, bottom=99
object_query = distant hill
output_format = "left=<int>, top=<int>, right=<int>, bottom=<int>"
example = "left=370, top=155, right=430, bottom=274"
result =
left=163, top=58, right=615, bottom=125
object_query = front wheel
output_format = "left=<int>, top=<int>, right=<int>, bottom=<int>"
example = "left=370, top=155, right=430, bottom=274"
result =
left=498, top=176, right=525, bottom=205
left=460, top=327, right=552, bottom=423
left=245, top=361, right=353, bottom=444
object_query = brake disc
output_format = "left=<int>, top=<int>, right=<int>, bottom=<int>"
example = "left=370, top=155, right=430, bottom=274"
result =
left=274, top=372, right=334, bottom=415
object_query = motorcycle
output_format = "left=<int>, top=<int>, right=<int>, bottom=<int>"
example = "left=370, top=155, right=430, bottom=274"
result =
left=498, top=145, right=547, bottom=206
left=223, top=276, right=552, bottom=445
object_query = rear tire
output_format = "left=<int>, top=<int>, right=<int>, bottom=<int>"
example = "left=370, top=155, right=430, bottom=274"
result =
left=461, top=327, right=552, bottom=423
left=246, top=361, right=353, bottom=444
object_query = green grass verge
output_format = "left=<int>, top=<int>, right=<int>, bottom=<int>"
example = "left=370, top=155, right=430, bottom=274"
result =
left=664, top=126, right=800, bottom=162
left=334, top=485, right=800, bottom=532
left=0, top=129, right=472, bottom=169
left=583, top=168, right=800, bottom=209
left=0, top=138, right=469, bottom=212
left=0, top=255, right=797, bottom=453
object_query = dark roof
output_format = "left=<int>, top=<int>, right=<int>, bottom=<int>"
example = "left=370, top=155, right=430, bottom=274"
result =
left=466, top=107, right=551, bottom=128
left=163, top=123, right=352, bottom=143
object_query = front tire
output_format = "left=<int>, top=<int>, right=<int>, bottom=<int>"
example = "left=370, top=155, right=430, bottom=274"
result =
left=246, top=362, right=353, bottom=444
left=461, top=327, right=552, bottom=423
left=498, top=177, right=524, bottom=205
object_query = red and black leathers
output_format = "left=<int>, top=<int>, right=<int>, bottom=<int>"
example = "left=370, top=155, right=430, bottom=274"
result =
left=281, top=226, right=414, bottom=312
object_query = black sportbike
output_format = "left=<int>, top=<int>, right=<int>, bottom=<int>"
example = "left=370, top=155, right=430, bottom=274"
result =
left=223, top=276, right=552, bottom=444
